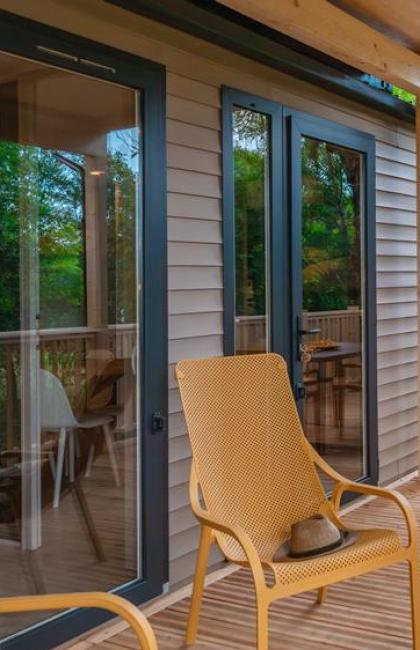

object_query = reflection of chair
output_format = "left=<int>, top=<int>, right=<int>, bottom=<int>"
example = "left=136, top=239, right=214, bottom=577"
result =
left=40, top=369, right=120, bottom=508
left=176, top=354, right=420, bottom=650
left=303, top=367, right=321, bottom=426
left=86, top=348, right=115, bottom=413
left=333, top=359, right=362, bottom=435
left=0, top=591, right=157, bottom=650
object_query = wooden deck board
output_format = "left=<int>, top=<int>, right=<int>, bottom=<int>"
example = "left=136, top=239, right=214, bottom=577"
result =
left=70, top=477, right=420, bottom=650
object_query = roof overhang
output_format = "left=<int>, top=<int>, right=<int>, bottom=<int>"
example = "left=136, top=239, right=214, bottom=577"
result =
left=106, top=0, right=415, bottom=124
left=217, top=0, right=420, bottom=96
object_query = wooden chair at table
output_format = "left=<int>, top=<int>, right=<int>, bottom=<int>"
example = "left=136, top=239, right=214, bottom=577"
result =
left=176, top=353, right=420, bottom=650
left=333, top=357, right=362, bottom=436
left=0, top=591, right=158, bottom=650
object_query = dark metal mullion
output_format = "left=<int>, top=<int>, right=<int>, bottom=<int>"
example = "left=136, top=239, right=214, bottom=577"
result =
left=286, top=114, right=305, bottom=392
left=222, top=87, right=286, bottom=360
left=222, top=88, right=235, bottom=356
left=364, top=141, right=379, bottom=485
left=140, top=61, right=168, bottom=588
left=268, top=105, right=285, bottom=358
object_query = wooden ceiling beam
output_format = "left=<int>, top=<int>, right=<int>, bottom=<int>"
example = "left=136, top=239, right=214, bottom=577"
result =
left=216, top=0, right=420, bottom=95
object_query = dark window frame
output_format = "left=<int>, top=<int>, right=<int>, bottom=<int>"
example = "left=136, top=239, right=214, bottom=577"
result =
left=222, top=87, right=285, bottom=358
left=285, top=108, right=378, bottom=487
left=223, top=88, right=378, bottom=488
left=0, top=10, right=168, bottom=650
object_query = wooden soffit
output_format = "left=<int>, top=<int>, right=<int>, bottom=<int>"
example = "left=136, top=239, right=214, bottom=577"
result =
left=216, top=0, right=420, bottom=95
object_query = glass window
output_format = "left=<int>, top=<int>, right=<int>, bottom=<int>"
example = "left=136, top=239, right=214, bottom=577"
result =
left=0, top=50, right=142, bottom=639
left=233, top=106, right=270, bottom=354
left=300, top=137, right=365, bottom=480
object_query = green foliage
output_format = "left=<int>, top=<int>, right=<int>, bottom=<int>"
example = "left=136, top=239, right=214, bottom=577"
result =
left=0, top=142, right=85, bottom=331
left=392, top=86, right=416, bottom=106
left=234, top=146, right=267, bottom=316
left=106, top=142, right=137, bottom=325
left=234, top=108, right=268, bottom=317
left=0, top=142, right=20, bottom=331
left=302, top=139, right=361, bottom=312
left=0, top=134, right=138, bottom=333
left=233, top=113, right=362, bottom=317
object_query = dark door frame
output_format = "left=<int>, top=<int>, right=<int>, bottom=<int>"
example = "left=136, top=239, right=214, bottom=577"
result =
left=222, top=87, right=287, bottom=359
left=0, top=10, right=168, bottom=650
left=222, top=86, right=378, bottom=488
left=285, top=108, right=378, bottom=487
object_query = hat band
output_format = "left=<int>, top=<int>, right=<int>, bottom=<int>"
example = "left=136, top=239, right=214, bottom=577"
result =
left=288, top=532, right=344, bottom=559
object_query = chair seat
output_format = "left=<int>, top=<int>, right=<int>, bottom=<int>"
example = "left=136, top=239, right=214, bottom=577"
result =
left=267, top=527, right=401, bottom=586
left=77, top=414, right=114, bottom=428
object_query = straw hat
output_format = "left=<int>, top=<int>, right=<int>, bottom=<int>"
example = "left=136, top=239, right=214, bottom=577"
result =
left=273, top=514, right=359, bottom=563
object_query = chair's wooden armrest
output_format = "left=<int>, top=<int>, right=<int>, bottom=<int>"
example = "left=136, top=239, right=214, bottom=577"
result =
left=0, top=592, right=157, bottom=650
left=306, top=439, right=417, bottom=548
left=332, top=480, right=417, bottom=547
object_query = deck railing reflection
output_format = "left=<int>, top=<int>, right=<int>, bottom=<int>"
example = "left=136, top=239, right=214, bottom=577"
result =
left=235, top=309, right=362, bottom=354
left=0, top=325, right=137, bottom=448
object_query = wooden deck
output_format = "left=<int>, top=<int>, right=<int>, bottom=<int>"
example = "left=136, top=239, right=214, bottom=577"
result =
left=66, top=476, right=420, bottom=650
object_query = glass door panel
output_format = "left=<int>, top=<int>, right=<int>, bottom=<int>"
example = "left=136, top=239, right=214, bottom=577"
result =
left=0, top=50, right=142, bottom=640
left=232, top=106, right=270, bottom=355
left=299, top=137, right=366, bottom=481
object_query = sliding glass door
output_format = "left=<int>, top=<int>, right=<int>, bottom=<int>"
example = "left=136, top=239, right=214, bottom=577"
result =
left=0, top=23, right=166, bottom=649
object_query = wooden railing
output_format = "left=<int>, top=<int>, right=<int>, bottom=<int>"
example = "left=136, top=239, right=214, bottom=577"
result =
left=235, top=309, right=362, bottom=353
left=0, top=325, right=137, bottom=448
left=303, top=309, right=361, bottom=343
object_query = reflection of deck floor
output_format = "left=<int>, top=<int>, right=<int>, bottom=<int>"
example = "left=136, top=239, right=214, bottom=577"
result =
left=0, top=444, right=136, bottom=640
left=305, top=389, right=364, bottom=480
left=74, top=478, right=420, bottom=650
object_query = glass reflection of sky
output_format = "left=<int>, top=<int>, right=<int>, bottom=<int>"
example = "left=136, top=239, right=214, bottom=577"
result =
left=107, top=128, right=141, bottom=174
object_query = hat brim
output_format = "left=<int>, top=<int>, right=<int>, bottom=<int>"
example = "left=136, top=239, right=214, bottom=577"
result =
left=273, top=530, right=359, bottom=563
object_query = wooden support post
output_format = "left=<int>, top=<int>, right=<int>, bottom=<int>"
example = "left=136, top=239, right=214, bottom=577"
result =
left=84, top=147, right=108, bottom=330
left=417, top=102, right=420, bottom=477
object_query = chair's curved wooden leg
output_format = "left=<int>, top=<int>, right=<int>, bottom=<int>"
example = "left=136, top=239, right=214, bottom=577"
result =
left=409, top=556, right=420, bottom=649
left=317, top=586, right=328, bottom=604
left=256, top=597, right=269, bottom=650
left=186, top=524, right=212, bottom=645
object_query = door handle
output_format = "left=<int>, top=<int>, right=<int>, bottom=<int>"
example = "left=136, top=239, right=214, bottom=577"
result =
left=295, top=382, right=306, bottom=400
left=296, top=315, right=320, bottom=339
left=296, top=316, right=320, bottom=359
left=298, top=327, right=320, bottom=336
left=152, top=411, right=167, bottom=434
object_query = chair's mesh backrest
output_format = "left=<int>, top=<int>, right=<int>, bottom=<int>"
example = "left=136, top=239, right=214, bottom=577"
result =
left=40, top=369, right=78, bottom=430
left=176, top=354, right=328, bottom=561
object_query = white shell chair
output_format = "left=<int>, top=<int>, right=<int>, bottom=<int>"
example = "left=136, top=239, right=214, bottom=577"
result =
left=39, top=369, right=120, bottom=508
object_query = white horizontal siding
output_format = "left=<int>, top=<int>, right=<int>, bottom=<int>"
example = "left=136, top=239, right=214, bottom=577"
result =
left=375, top=131, right=418, bottom=482
left=167, top=72, right=225, bottom=584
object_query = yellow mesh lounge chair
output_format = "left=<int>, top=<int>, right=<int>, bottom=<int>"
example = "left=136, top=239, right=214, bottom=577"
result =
left=175, top=353, right=420, bottom=650
left=0, top=592, right=157, bottom=649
